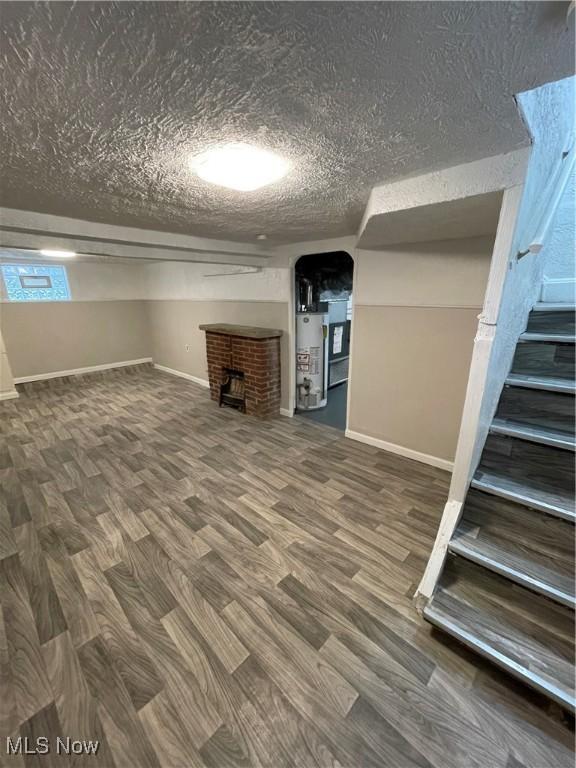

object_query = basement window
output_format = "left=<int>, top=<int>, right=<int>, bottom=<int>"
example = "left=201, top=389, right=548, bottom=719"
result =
left=1, top=264, right=71, bottom=302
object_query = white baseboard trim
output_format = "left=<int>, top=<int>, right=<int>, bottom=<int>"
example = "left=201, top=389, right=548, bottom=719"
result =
left=0, top=389, right=19, bottom=401
left=345, top=429, right=453, bottom=472
left=153, top=364, right=209, bottom=388
left=14, top=358, right=153, bottom=384
left=279, top=407, right=294, bottom=418
left=541, top=277, right=576, bottom=303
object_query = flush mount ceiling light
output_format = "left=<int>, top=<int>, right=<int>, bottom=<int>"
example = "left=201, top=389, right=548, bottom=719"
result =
left=189, top=143, right=290, bottom=191
left=40, top=249, right=77, bottom=258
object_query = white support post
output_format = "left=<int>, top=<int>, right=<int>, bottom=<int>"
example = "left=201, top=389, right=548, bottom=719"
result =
left=414, top=184, right=524, bottom=607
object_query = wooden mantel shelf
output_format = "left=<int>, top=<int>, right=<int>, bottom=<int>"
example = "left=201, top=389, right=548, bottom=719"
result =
left=199, top=324, right=283, bottom=339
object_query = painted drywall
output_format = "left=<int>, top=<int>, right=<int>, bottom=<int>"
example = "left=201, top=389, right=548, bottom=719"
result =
left=64, top=261, right=147, bottom=301
left=0, top=261, right=151, bottom=378
left=144, top=262, right=290, bottom=302
left=2, top=301, right=150, bottom=379
left=348, top=236, right=493, bottom=462
left=354, top=237, right=493, bottom=308
left=349, top=306, right=480, bottom=462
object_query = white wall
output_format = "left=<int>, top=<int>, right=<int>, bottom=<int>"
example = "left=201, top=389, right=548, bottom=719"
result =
left=144, top=262, right=290, bottom=302
left=542, top=166, right=575, bottom=299
left=0, top=258, right=290, bottom=304
left=359, top=149, right=529, bottom=240
left=66, top=261, right=148, bottom=301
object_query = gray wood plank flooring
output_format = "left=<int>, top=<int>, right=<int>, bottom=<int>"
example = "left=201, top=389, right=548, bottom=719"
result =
left=0, top=366, right=573, bottom=768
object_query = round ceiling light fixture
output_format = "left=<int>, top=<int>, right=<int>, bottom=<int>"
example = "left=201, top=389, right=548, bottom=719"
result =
left=189, top=143, right=290, bottom=192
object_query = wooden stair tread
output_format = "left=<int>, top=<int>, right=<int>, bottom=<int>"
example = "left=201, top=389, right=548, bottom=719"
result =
left=472, top=472, right=575, bottom=521
left=490, top=418, right=575, bottom=450
left=505, top=374, right=575, bottom=393
left=450, top=527, right=575, bottom=608
left=475, top=436, right=575, bottom=522
left=525, top=306, right=575, bottom=336
left=519, top=332, right=575, bottom=343
left=532, top=303, right=576, bottom=312
left=511, top=338, right=574, bottom=380
left=495, top=385, right=575, bottom=436
left=425, top=559, right=575, bottom=712
left=461, top=488, right=575, bottom=570
left=424, top=600, right=575, bottom=713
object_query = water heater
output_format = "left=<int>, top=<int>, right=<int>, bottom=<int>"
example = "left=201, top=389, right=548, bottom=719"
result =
left=296, top=311, right=329, bottom=410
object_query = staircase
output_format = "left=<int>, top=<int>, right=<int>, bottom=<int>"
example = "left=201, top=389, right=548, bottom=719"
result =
left=424, top=302, right=575, bottom=712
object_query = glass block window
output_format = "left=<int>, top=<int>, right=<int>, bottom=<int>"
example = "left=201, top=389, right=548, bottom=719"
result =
left=1, top=264, right=71, bottom=302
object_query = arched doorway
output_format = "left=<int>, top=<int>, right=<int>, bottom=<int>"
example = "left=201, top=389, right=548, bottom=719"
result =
left=294, top=251, right=354, bottom=430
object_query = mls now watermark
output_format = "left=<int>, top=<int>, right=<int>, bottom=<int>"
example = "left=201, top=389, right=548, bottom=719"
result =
left=6, top=736, right=100, bottom=756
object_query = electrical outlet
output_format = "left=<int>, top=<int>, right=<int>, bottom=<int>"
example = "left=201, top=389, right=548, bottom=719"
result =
left=185, top=344, right=190, bottom=352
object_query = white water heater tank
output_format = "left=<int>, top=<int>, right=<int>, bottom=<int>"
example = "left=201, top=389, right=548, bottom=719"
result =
left=296, top=312, right=328, bottom=410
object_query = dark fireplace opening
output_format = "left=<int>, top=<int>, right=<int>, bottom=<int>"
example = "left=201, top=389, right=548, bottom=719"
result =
left=219, top=368, right=246, bottom=412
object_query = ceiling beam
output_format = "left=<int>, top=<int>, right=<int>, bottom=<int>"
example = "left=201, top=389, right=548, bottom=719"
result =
left=0, top=208, right=273, bottom=266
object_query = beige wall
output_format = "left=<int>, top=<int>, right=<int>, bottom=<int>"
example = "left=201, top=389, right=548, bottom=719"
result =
left=0, top=260, right=292, bottom=409
left=1, top=300, right=150, bottom=378
left=147, top=300, right=290, bottom=410
left=354, top=237, right=493, bottom=308
left=349, top=306, right=480, bottom=462
left=0, top=260, right=150, bottom=380
left=348, top=236, right=493, bottom=463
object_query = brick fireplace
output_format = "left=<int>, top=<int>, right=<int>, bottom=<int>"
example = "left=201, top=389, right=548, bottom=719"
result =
left=199, top=324, right=282, bottom=418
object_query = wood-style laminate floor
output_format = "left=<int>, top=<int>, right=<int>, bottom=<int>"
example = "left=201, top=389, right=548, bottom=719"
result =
left=0, top=366, right=573, bottom=768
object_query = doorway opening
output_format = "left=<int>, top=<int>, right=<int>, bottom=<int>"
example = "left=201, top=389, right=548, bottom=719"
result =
left=294, top=251, right=353, bottom=431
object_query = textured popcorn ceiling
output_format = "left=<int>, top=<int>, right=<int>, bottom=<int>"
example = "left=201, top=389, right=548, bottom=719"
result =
left=0, top=1, right=573, bottom=244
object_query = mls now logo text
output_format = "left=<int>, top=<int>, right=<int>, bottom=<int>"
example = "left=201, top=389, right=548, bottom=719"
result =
left=6, top=736, right=100, bottom=756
